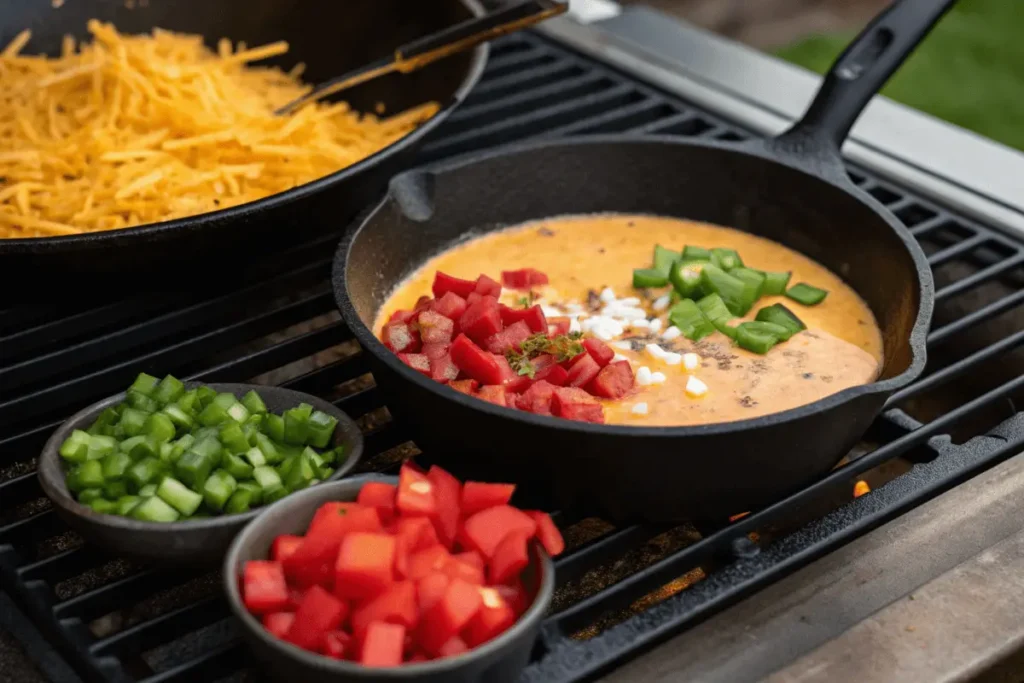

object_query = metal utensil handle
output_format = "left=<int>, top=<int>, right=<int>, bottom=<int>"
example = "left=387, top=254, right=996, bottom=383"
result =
left=778, top=0, right=958, bottom=152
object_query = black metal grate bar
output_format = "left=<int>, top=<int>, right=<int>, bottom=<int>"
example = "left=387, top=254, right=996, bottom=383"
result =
left=1, top=32, right=1023, bottom=683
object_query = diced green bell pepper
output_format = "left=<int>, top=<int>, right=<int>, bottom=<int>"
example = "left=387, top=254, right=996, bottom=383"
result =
left=68, top=459, right=104, bottom=492
left=176, top=389, right=200, bottom=414
left=89, top=498, right=117, bottom=515
left=126, top=457, right=165, bottom=492
left=196, top=385, right=218, bottom=408
left=243, top=446, right=266, bottom=467
left=101, top=451, right=133, bottom=480
left=152, top=375, right=185, bottom=406
left=761, top=271, right=792, bottom=296
left=156, top=477, right=203, bottom=516
left=126, top=390, right=160, bottom=412
left=224, top=489, right=253, bottom=514
left=755, top=303, right=806, bottom=340
left=241, top=390, right=268, bottom=415
left=253, top=465, right=282, bottom=490
left=223, top=452, right=255, bottom=480
left=283, top=403, right=313, bottom=445
left=59, top=430, right=92, bottom=463
left=116, top=495, right=141, bottom=516
left=306, top=411, right=338, bottom=449
left=262, top=485, right=289, bottom=505
left=161, top=404, right=194, bottom=431
left=736, top=322, right=780, bottom=354
left=87, top=434, right=118, bottom=460
left=130, top=495, right=180, bottom=522
left=786, top=282, right=829, bottom=306
left=633, top=268, right=668, bottom=289
left=668, top=299, right=715, bottom=341
left=202, top=469, right=238, bottom=511
left=236, top=481, right=263, bottom=506
left=103, top=480, right=128, bottom=500
left=144, top=412, right=176, bottom=444
left=175, top=450, right=213, bottom=488
left=137, top=483, right=158, bottom=497
left=119, top=407, right=149, bottom=437
left=263, top=414, right=285, bottom=443
left=78, top=488, right=104, bottom=504
left=129, top=373, right=160, bottom=397
left=731, top=268, right=767, bottom=302
left=700, top=264, right=760, bottom=316
left=219, top=422, right=250, bottom=455
left=254, top=433, right=282, bottom=464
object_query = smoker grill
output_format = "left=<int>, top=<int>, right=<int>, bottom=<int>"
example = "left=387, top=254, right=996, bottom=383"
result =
left=2, top=17, right=1024, bottom=683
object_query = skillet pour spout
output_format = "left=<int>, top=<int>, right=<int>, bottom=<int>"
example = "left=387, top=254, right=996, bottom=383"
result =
left=333, top=0, right=948, bottom=522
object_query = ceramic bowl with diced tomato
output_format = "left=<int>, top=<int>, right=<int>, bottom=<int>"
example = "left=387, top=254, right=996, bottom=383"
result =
left=223, top=467, right=561, bottom=683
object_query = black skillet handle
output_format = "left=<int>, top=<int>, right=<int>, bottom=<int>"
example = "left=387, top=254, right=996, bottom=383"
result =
left=770, top=0, right=957, bottom=164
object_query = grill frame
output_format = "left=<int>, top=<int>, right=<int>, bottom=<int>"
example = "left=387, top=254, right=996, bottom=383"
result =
left=1, top=31, right=1023, bottom=683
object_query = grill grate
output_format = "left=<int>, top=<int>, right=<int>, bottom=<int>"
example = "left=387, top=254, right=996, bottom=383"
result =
left=2, top=32, right=1023, bottom=683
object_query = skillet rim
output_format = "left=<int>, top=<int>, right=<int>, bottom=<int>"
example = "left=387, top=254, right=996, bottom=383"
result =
left=334, top=133, right=934, bottom=439
left=0, top=0, right=489, bottom=254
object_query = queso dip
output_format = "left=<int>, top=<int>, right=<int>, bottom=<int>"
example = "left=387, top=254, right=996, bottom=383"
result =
left=376, top=214, right=882, bottom=427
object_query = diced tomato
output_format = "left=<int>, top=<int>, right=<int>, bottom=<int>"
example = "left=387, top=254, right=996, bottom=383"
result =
left=262, top=612, right=295, bottom=640
left=475, top=385, right=507, bottom=407
left=484, top=320, right=532, bottom=354
left=350, top=581, right=418, bottom=641
left=396, top=464, right=436, bottom=517
left=494, top=354, right=532, bottom=393
left=359, top=622, right=405, bottom=667
left=566, top=353, right=601, bottom=388
left=466, top=292, right=482, bottom=305
left=461, top=482, right=515, bottom=516
left=459, top=505, right=538, bottom=559
left=243, top=560, right=289, bottom=614
left=417, top=310, right=455, bottom=345
left=454, top=550, right=485, bottom=572
left=583, top=338, right=615, bottom=367
left=501, top=268, right=549, bottom=289
left=387, top=309, right=416, bottom=324
left=284, top=504, right=382, bottom=587
left=490, top=531, right=530, bottom=585
left=432, top=272, right=476, bottom=299
left=395, top=516, right=439, bottom=577
left=587, top=360, right=635, bottom=399
left=417, top=578, right=483, bottom=655
left=474, top=274, right=502, bottom=297
left=450, top=334, right=505, bottom=385
left=288, top=587, right=306, bottom=610
left=407, top=545, right=451, bottom=581
left=397, top=353, right=431, bottom=377
left=421, top=342, right=450, bottom=360
left=270, top=535, right=303, bottom=563
left=536, top=364, right=569, bottom=387
left=414, top=296, right=434, bottom=313
left=526, top=511, right=565, bottom=556
left=430, top=291, right=468, bottom=322
left=334, top=532, right=396, bottom=601
left=382, top=322, right=419, bottom=353
left=516, top=380, right=557, bottom=415
left=458, top=296, right=502, bottom=344
left=498, top=304, right=547, bottom=333
left=356, top=482, right=397, bottom=524
left=438, top=635, right=470, bottom=658
left=322, top=630, right=350, bottom=659
left=505, top=391, right=520, bottom=409
left=442, top=555, right=485, bottom=585
left=448, top=379, right=478, bottom=395
left=416, top=572, right=451, bottom=612
left=551, top=387, right=605, bottom=424
left=285, top=585, right=348, bottom=651
left=465, top=587, right=516, bottom=647
left=496, top=582, right=528, bottom=614
left=548, top=317, right=571, bottom=336
left=429, top=354, right=459, bottom=383
left=427, top=466, right=461, bottom=549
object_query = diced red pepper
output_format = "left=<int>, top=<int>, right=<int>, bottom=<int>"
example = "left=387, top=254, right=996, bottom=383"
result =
left=382, top=322, right=419, bottom=353
left=417, top=310, right=455, bottom=345
left=516, top=380, right=557, bottom=415
left=432, top=272, right=476, bottom=299
left=323, top=630, right=350, bottom=659
left=501, top=268, right=549, bottom=289
left=417, top=577, right=483, bottom=655
left=414, top=296, right=434, bottom=313
left=475, top=385, right=507, bottom=407
left=583, top=338, right=615, bottom=367
left=459, top=505, right=538, bottom=559
left=243, top=560, right=290, bottom=614
left=359, top=622, right=405, bottom=667
left=526, top=511, right=565, bottom=556
left=438, top=635, right=470, bottom=658
left=427, top=466, right=461, bottom=549
left=356, top=482, right=397, bottom=524
left=484, top=320, right=532, bottom=354
left=461, top=482, right=516, bottom=516
left=406, top=545, right=451, bottom=581
left=494, top=354, right=532, bottom=393
left=285, top=585, right=348, bottom=651
left=387, top=309, right=416, bottom=324
left=396, top=464, right=437, bottom=518
left=262, top=612, right=295, bottom=640
left=548, top=317, right=571, bottom=336
left=474, top=274, right=502, bottom=297
left=536, top=363, right=568, bottom=387
left=490, top=530, right=530, bottom=585
left=334, top=532, right=396, bottom=601
left=458, top=296, right=503, bottom=344
left=450, top=334, right=505, bottom=385
left=566, top=353, right=601, bottom=388
left=271, top=535, right=303, bottom=564
left=284, top=504, right=382, bottom=587
left=442, top=555, right=485, bottom=586
left=448, top=379, right=478, bottom=395
left=416, top=572, right=451, bottom=612
left=499, top=304, right=547, bottom=333
left=465, top=587, right=516, bottom=647
left=551, top=387, right=605, bottom=424
left=421, top=342, right=450, bottom=360
left=429, top=354, right=459, bottom=383
left=430, top=291, right=468, bottom=323
left=587, top=360, right=635, bottom=399
left=397, top=353, right=431, bottom=377
left=350, top=580, right=419, bottom=641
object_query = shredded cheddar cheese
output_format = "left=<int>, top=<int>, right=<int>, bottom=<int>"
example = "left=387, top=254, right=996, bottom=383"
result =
left=0, top=21, right=439, bottom=238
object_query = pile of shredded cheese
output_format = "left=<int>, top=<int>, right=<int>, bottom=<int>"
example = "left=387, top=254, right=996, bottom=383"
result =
left=0, top=21, right=439, bottom=238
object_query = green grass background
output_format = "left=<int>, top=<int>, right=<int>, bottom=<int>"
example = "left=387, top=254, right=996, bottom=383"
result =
left=775, top=0, right=1024, bottom=151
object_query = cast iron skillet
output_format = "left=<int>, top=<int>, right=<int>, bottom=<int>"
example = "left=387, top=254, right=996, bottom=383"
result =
left=0, top=0, right=486, bottom=293
left=334, top=0, right=949, bottom=522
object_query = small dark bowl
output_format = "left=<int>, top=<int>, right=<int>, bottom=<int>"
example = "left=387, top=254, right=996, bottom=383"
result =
left=38, top=383, right=363, bottom=566
left=224, top=475, right=555, bottom=683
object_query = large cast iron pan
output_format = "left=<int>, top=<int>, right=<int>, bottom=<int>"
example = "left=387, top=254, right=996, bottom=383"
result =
left=0, top=0, right=486, bottom=292
left=335, top=0, right=948, bottom=522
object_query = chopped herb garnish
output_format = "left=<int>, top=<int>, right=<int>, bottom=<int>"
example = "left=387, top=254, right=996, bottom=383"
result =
left=516, top=290, right=540, bottom=308
left=505, top=332, right=585, bottom=377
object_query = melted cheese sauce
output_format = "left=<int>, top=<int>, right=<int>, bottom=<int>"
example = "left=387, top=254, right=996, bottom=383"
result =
left=376, top=214, right=883, bottom=426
